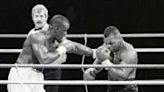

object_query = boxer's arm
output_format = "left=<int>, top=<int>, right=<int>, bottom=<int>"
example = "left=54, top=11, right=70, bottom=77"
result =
left=107, top=51, right=138, bottom=80
left=61, top=40, right=95, bottom=57
left=30, top=34, right=64, bottom=64
left=83, top=59, right=105, bottom=80
left=72, top=41, right=94, bottom=56
left=93, top=59, right=104, bottom=73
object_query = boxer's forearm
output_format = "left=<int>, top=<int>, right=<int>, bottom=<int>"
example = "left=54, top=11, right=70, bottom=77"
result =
left=93, top=59, right=103, bottom=73
left=46, top=52, right=61, bottom=64
left=37, top=51, right=61, bottom=64
left=108, top=68, right=129, bottom=80
left=72, top=42, right=94, bottom=56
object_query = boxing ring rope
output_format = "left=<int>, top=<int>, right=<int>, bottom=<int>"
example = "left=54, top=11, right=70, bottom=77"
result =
left=1, top=80, right=164, bottom=85
left=0, top=48, right=164, bottom=53
left=1, top=33, right=164, bottom=38
left=81, top=34, right=89, bottom=92
left=0, top=64, right=164, bottom=69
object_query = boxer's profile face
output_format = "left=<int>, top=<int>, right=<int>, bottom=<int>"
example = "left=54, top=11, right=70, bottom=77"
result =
left=104, top=35, right=121, bottom=52
left=32, top=10, right=48, bottom=29
left=50, top=22, right=66, bottom=42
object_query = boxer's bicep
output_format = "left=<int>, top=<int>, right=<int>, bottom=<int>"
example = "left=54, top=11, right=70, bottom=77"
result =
left=30, top=35, right=48, bottom=63
left=30, top=35, right=60, bottom=64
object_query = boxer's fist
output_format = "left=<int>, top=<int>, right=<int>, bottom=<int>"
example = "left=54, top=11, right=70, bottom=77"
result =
left=83, top=68, right=96, bottom=80
left=96, top=46, right=111, bottom=61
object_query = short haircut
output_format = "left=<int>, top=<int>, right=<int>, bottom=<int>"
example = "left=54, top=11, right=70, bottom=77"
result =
left=32, top=4, right=48, bottom=17
left=103, top=26, right=121, bottom=38
left=49, top=14, right=70, bottom=30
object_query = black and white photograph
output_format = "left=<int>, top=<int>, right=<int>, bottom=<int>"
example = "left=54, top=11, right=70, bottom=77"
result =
left=0, top=0, right=164, bottom=92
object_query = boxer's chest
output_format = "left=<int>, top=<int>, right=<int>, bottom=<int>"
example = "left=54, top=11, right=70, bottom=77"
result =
left=112, top=52, right=121, bottom=64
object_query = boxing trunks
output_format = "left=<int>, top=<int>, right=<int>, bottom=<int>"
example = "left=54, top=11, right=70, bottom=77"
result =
left=7, top=67, right=45, bottom=92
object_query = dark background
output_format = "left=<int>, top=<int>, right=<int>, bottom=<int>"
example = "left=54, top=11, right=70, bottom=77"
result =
left=0, top=0, right=164, bottom=92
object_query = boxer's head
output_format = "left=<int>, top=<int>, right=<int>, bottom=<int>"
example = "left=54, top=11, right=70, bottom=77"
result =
left=103, top=26, right=123, bottom=51
left=49, top=14, right=70, bottom=42
left=32, top=4, right=48, bottom=29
